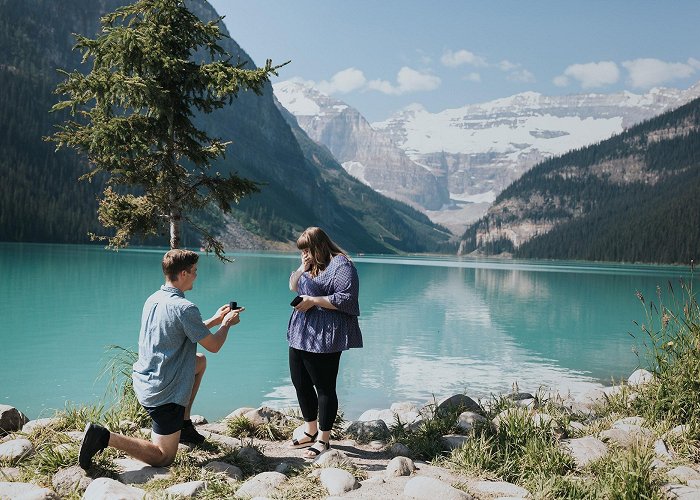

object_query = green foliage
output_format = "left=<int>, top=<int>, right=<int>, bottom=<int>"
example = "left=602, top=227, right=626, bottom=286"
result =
left=47, top=0, right=285, bottom=259
left=587, top=445, right=663, bottom=500
left=628, top=278, right=700, bottom=427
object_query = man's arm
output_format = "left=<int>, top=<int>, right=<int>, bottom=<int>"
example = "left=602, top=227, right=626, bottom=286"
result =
left=198, top=308, right=243, bottom=353
left=204, top=304, right=229, bottom=329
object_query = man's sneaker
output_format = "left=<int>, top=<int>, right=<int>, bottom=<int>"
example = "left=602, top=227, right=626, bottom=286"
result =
left=179, top=420, right=205, bottom=445
left=78, top=422, right=109, bottom=470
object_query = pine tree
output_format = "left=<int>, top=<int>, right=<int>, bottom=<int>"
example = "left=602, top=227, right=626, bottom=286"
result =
left=47, top=0, right=286, bottom=259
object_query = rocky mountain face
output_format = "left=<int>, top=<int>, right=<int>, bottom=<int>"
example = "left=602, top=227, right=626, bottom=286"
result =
left=0, top=0, right=450, bottom=254
left=458, top=97, right=700, bottom=264
left=275, top=80, right=700, bottom=236
left=274, top=81, right=450, bottom=211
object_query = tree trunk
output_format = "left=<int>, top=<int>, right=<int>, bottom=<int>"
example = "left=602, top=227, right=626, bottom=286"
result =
left=170, top=210, right=181, bottom=249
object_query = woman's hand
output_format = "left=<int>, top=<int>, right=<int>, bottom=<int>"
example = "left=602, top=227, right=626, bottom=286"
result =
left=301, top=249, right=312, bottom=271
left=293, top=295, right=337, bottom=312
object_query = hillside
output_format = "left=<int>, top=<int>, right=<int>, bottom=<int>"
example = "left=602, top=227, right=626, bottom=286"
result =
left=459, top=97, right=700, bottom=264
left=0, top=0, right=451, bottom=254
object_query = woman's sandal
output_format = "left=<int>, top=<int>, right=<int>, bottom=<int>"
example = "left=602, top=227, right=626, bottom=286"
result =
left=290, top=431, right=318, bottom=449
left=304, top=439, right=330, bottom=459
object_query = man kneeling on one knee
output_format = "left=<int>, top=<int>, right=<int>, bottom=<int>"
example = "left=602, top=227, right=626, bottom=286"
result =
left=79, top=249, right=244, bottom=469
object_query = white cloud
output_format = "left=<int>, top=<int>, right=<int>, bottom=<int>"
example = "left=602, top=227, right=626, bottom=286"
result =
left=368, top=67, right=441, bottom=95
left=317, top=67, right=367, bottom=94
left=441, top=49, right=487, bottom=68
left=463, top=72, right=481, bottom=82
left=556, top=61, right=620, bottom=89
left=508, top=69, right=535, bottom=83
left=499, top=60, right=518, bottom=71
left=553, top=75, right=569, bottom=87
left=622, top=58, right=697, bottom=88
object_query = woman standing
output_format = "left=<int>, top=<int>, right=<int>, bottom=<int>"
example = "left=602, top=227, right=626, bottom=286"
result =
left=287, top=227, right=363, bottom=458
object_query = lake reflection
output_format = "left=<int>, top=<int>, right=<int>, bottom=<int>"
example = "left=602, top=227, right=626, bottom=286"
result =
left=0, top=244, right=692, bottom=420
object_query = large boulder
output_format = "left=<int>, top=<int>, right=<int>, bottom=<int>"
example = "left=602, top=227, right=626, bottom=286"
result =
left=319, top=467, right=359, bottom=495
left=385, top=456, right=415, bottom=477
left=243, top=406, right=287, bottom=426
left=436, top=395, right=482, bottom=415
left=52, top=465, right=92, bottom=496
left=561, top=436, right=608, bottom=468
left=345, top=419, right=390, bottom=443
left=235, top=471, right=287, bottom=498
left=404, top=476, right=473, bottom=499
left=113, top=458, right=170, bottom=484
left=628, top=369, right=653, bottom=386
left=21, top=417, right=60, bottom=434
left=0, top=481, right=58, bottom=499
left=0, top=438, right=34, bottom=464
left=203, top=461, right=243, bottom=481
left=0, top=406, right=29, bottom=436
left=83, top=477, right=145, bottom=500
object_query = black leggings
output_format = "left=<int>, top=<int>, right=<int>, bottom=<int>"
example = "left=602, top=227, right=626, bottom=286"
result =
left=289, top=347, right=342, bottom=432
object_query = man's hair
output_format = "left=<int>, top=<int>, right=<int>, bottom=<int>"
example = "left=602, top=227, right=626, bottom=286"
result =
left=162, top=249, right=199, bottom=282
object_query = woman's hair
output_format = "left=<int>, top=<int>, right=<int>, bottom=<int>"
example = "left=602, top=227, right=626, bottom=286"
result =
left=297, top=227, right=348, bottom=276
left=162, top=249, right=199, bottom=282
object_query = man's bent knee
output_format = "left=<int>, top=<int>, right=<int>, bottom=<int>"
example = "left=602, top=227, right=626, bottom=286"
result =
left=195, top=352, right=207, bottom=374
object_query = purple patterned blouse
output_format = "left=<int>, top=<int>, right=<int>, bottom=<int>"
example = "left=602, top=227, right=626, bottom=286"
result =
left=287, top=254, right=363, bottom=353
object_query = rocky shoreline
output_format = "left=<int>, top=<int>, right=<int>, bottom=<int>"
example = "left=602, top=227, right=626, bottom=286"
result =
left=1, top=368, right=700, bottom=499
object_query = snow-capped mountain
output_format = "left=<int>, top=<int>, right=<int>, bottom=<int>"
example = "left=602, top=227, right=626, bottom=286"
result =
left=274, top=80, right=449, bottom=210
left=275, top=79, right=700, bottom=235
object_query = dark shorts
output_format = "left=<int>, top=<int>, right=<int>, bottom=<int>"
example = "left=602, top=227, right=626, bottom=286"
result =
left=143, top=403, right=185, bottom=436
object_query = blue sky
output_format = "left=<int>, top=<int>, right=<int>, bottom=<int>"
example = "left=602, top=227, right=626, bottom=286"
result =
left=208, top=0, right=700, bottom=122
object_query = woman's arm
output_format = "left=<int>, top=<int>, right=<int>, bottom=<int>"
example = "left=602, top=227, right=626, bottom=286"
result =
left=289, top=264, right=305, bottom=292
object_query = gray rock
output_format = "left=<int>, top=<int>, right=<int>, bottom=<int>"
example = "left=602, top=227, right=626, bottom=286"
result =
left=237, top=445, right=266, bottom=466
left=113, top=457, right=170, bottom=484
left=243, top=406, right=287, bottom=426
left=62, top=431, right=84, bottom=442
left=0, top=467, right=20, bottom=481
left=404, top=476, right=473, bottom=499
left=198, top=422, right=228, bottom=435
left=190, top=415, right=208, bottom=425
left=225, top=407, right=256, bottom=420
left=319, top=467, right=359, bottom=495
left=165, top=480, right=206, bottom=497
left=561, top=436, right=608, bottom=468
left=274, top=461, right=292, bottom=474
left=628, top=369, right=653, bottom=386
left=385, top=456, right=415, bottom=477
left=568, top=421, right=588, bottom=434
left=613, top=416, right=646, bottom=427
left=662, top=483, right=700, bottom=499
left=436, top=394, right=482, bottom=415
left=389, top=443, right=411, bottom=457
left=442, top=434, right=469, bottom=450
left=0, top=406, right=29, bottom=436
left=83, top=477, right=145, bottom=499
left=345, top=419, right=390, bottom=443
left=21, top=417, right=60, bottom=434
left=0, top=481, right=58, bottom=499
left=235, top=471, right=287, bottom=498
left=314, top=449, right=353, bottom=468
left=358, top=409, right=395, bottom=426
left=0, top=438, right=34, bottom=463
left=654, top=439, right=673, bottom=460
left=369, top=440, right=385, bottom=450
left=665, top=425, right=691, bottom=438
left=469, top=480, right=529, bottom=497
left=456, top=411, right=489, bottom=432
left=204, top=460, right=243, bottom=481
left=391, top=402, right=419, bottom=414
left=52, top=465, right=92, bottom=496
left=668, top=466, right=700, bottom=483
left=600, top=422, right=653, bottom=448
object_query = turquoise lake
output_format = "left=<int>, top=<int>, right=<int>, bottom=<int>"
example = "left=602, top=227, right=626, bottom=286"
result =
left=0, top=243, right=693, bottom=421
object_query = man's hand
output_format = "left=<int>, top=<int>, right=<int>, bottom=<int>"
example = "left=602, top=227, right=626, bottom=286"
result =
left=223, top=307, right=245, bottom=327
left=205, top=304, right=231, bottom=328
